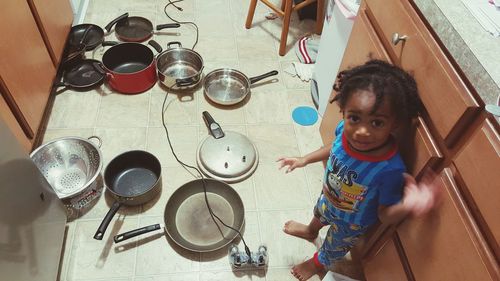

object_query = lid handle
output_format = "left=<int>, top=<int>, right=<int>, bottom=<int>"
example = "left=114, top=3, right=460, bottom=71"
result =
left=202, top=111, right=224, bottom=139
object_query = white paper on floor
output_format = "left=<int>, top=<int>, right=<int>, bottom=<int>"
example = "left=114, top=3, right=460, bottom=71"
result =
left=283, top=62, right=315, bottom=82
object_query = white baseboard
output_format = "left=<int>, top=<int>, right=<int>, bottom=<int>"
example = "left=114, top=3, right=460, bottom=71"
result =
left=72, top=0, right=89, bottom=25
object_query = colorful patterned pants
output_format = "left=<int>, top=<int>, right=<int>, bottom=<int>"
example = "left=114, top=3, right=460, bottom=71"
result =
left=313, top=194, right=368, bottom=267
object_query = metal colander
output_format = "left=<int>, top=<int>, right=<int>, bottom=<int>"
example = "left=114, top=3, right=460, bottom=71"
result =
left=30, top=136, right=102, bottom=200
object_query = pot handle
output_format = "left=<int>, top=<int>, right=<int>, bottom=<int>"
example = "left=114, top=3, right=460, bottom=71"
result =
left=249, top=70, right=279, bottom=84
left=202, top=111, right=225, bottom=139
left=93, top=201, right=121, bottom=240
left=148, top=40, right=163, bottom=53
left=156, top=23, right=181, bottom=30
left=167, top=41, right=182, bottom=49
left=113, top=224, right=162, bottom=243
left=175, top=77, right=197, bottom=87
left=104, top=13, right=129, bottom=33
left=87, top=136, right=102, bottom=148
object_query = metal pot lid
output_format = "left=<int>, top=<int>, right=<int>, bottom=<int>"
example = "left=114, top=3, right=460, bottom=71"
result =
left=196, top=131, right=258, bottom=183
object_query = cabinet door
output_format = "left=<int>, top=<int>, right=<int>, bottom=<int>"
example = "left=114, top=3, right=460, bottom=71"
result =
left=363, top=234, right=409, bottom=281
left=0, top=0, right=55, bottom=138
left=397, top=168, right=496, bottom=281
left=319, top=4, right=390, bottom=145
left=365, top=0, right=480, bottom=146
left=28, top=0, right=73, bottom=65
left=454, top=119, right=500, bottom=259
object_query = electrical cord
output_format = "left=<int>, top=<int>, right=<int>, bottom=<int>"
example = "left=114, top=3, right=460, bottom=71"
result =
left=164, top=0, right=199, bottom=50
left=161, top=84, right=252, bottom=259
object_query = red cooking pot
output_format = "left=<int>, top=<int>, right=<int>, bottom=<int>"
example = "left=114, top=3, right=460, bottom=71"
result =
left=101, top=42, right=157, bottom=94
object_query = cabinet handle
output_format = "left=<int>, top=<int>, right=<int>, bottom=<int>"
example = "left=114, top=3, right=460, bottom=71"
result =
left=392, top=33, right=408, bottom=45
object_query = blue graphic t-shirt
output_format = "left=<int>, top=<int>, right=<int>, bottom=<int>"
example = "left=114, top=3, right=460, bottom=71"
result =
left=322, top=121, right=406, bottom=226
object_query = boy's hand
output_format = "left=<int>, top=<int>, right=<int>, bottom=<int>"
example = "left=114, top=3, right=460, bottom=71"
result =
left=277, top=157, right=307, bottom=173
left=402, top=169, right=443, bottom=217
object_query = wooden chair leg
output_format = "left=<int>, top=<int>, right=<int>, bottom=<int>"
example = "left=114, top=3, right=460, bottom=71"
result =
left=279, top=0, right=293, bottom=56
left=281, top=0, right=286, bottom=11
left=245, top=0, right=259, bottom=29
left=315, top=0, right=325, bottom=34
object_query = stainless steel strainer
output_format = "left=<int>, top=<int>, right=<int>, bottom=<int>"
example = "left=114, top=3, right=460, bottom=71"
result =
left=30, top=136, right=102, bottom=200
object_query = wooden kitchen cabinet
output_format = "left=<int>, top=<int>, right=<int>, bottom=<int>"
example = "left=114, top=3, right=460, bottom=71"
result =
left=397, top=168, right=496, bottom=281
left=453, top=119, right=500, bottom=259
left=319, top=0, right=500, bottom=280
left=0, top=0, right=72, bottom=148
left=362, top=234, right=409, bottom=281
left=366, top=0, right=480, bottom=146
left=0, top=93, right=31, bottom=152
left=28, top=0, right=73, bottom=66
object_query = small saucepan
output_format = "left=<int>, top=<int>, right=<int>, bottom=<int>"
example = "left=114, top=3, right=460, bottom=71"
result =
left=203, top=69, right=278, bottom=105
left=93, top=150, right=162, bottom=240
left=149, top=41, right=204, bottom=90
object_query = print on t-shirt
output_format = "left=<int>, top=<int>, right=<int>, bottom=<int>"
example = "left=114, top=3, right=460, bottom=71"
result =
left=325, top=154, right=368, bottom=213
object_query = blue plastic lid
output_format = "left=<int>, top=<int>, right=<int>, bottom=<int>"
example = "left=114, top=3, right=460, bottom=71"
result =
left=292, top=106, right=318, bottom=126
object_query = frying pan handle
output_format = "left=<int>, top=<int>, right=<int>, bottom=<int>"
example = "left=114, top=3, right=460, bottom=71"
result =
left=249, top=70, right=279, bottom=84
left=156, top=23, right=181, bottom=30
left=93, top=201, right=121, bottom=240
left=102, top=41, right=120, bottom=47
left=148, top=40, right=163, bottom=53
left=167, top=41, right=182, bottom=49
left=113, top=224, right=162, bottom=243
left=104, top=12, right=129, bottom=32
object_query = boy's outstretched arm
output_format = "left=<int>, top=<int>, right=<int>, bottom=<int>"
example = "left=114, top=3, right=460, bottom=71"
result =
left=277, top=144, right=332, bottom=173
left=378, top=169, right=443, bottom=225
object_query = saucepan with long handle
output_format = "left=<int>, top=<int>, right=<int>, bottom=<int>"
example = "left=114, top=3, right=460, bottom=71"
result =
left=203, top=68, right=278, bottom=106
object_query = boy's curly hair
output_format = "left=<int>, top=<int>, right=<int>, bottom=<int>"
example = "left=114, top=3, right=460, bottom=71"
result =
left=332, top=60, right=423, bottom=122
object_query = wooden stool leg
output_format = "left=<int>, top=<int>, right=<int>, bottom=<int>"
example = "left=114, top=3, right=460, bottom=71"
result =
left=281, top=0, right=286, bottom=11
left=245, top=0, right=258, bottom=29
left=315, top=0, right=325, bottom=34
left=279, top=0, right=293, bottom=56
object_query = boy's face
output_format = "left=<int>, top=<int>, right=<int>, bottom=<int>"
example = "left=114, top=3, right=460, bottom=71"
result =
left=342, top=90, right=398, bottom=152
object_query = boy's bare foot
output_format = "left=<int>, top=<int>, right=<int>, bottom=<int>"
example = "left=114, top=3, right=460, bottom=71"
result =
left=283, top=220, right=318, bottom=241
left=291, top=258, right=327, bottom=281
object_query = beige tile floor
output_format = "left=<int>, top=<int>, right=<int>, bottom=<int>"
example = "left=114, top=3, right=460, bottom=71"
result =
left=44, top=1, right=363, bottom=280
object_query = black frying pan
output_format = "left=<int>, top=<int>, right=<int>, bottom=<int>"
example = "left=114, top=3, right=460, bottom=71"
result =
left=68, top=13, right=128, bottom=51
left=93, top=150, right=162, bottom=240
left=106, top=15, right=180, bottom=42
left=54, top=59, right=106, bottom=92
left=113, top=178, right=245, bottom=252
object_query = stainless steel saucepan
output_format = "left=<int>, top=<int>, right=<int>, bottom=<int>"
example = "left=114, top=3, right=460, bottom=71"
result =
left=203, top=69, right=278, bottom=106
left=149, top=41, right=204, bottom=90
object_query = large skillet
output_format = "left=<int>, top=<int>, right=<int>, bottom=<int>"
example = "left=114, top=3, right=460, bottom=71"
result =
left=113, top=178, right=244, bottom=252
left=93, top=150, right=162, bottom=240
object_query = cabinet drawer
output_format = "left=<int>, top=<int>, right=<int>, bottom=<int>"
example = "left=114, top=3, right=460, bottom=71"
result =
left=397, top=168, right=495, bottom=281
left=365, top=0, right=480, bottom=145
left=454, top=119, right=500, bottom=258
left=362, top=234, right=409, bottom=281
left=399, top=117, right=442, bottom=177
